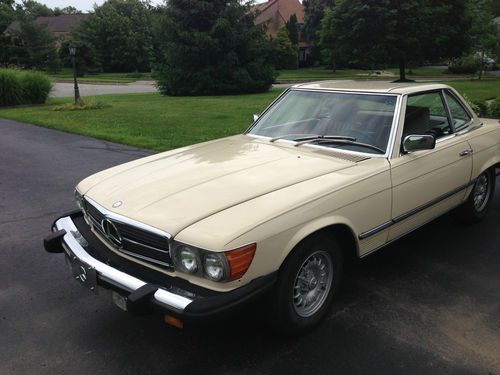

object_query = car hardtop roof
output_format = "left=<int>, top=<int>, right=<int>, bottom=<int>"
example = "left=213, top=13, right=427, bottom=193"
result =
left=292, top=80, right=450, bottom=95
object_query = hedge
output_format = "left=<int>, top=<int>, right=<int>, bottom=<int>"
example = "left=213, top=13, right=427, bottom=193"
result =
left=0, top=69, right=52, bottom=106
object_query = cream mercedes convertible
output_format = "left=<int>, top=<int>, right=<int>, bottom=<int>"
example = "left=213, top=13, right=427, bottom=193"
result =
left=45, top=82, right=500, bottom=335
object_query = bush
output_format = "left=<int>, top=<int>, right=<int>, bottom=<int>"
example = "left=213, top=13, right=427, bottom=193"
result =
left=22, top=71, right=52, bottom=104
left=0, top=69, right=24, bottom=106
left=0, top=69, right=52, bottom=106
left=490, top=98, right=500, bottom=118
left=53, top=97, right=110, bottom=111
left=447, top=56, right=479, bottom=74
left=155, top=0, right=275, bottom=96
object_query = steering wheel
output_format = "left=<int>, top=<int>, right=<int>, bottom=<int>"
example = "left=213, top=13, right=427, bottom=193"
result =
left=343, top=129, right=378, bottom=146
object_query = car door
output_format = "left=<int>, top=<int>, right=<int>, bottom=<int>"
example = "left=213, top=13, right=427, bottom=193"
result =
left=388, top=90, right=473, bottom=241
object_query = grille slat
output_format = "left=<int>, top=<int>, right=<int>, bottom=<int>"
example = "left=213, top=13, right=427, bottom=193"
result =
left=83, top=199, right=173, bottom=268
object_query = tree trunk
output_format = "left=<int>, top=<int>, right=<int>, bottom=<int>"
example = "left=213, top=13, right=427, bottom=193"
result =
left=478, top=51, right=484, bottom=80
left=393, top=59, right=414, bottom=82
left=399, top=59, right=406, bottom=81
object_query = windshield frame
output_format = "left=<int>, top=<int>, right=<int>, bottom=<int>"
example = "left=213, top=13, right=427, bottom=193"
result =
left=245, top=88, right=402, bottom=159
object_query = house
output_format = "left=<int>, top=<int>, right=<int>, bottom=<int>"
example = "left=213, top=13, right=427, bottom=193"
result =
left=254, top=0, right=304, bottom=37
left=5, top=14, right=89, bottom=44
left=254, top=0, right=310, bottom=63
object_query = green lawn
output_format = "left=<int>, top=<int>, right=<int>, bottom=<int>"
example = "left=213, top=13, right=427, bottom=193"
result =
left=276, top=67, right=485, bottom=81
left=49, top=68, right=152, bottom=83
left=0, top=90, right=281, bottom=151
left=0, top=79, right=498, bottom=152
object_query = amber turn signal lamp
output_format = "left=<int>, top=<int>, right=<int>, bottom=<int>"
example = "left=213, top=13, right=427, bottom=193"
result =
left=164, top=315, right=183, bottom=329
left=225, top=243, right=256, bottom=281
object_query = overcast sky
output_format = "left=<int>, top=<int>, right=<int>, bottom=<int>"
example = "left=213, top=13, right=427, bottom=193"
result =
left=34, top=0, right=267, bottom=12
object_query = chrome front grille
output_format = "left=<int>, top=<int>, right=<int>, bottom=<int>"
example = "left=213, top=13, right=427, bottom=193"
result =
left=83, top=197, right=173, bottom=268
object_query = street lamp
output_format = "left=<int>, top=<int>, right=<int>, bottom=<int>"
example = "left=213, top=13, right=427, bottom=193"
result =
left=68, top=42, right=81, bottom=105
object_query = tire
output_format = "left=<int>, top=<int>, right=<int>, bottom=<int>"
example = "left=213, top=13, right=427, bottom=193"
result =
left=267, top=233, right=343, bottom=336
left=459, top=168, right=496, bottom=223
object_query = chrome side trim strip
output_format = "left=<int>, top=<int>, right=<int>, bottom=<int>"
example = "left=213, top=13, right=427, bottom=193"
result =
left=358, top=221, right=393, bottom=240
left=359, top=200, right=466, bottom=259
left=55, top=216, right=192, bottom=312
left=358, top=179, right=476, bottom=240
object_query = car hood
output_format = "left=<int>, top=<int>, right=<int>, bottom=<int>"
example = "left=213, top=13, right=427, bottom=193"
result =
left=80, top=135, right=358, bottom=236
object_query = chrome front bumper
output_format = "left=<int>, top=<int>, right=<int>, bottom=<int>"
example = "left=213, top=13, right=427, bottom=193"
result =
left=54, top=215, right=193, bottom=313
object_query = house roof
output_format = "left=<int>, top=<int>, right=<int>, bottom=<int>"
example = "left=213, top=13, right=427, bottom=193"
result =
left=5, top=14, right=89, bottom=34
left=254, top=0, right=304, bottom=37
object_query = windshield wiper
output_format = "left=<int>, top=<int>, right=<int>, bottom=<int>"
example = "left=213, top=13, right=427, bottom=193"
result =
left=295, top=138, right=385, bottom=154
left=269, top=134, right=321, bottom=142
left=294, top=135, right=356, bottom=142
left=270, top=134, right=355, bottom=143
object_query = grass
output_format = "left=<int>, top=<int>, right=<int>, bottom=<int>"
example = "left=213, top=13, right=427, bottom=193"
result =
left=48, top=68, right=152, bottom=83
left=0, top=79, right=498, bottom=152
left=275, top=67, right=491, bottom=81
left=49, top=67, right=496, bottom=84
left=0, top=90, right=281, bottom=151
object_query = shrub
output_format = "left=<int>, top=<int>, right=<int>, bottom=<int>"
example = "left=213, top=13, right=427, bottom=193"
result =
left=22, top=71, right=52, bottom=104
left=53, top=97, right=110, bottom=111
left=0, top=69, right=52, bottom=106
left=155, top=0, right=275, bottom=96
left=461, top=93, right=488, bottom=117
left=447, top=56, right=479, bottom=74
left=490, top=98, right=500, bottom=118
left=0, top=69, right=24, bottom=106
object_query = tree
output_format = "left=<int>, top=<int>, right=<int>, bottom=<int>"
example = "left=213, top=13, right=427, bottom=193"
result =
left=59, top=40, right=100, bottom=76
left=53, top=6, right=80, bottom=15
left=320, top=0, right=472, bottom=81
left=15, top=0, right=54, bottom=19
left=0, top=0, right=16, bottom=32
left=469, top=0, right=500, bottom=78
left=154, top=0, right=275, bottom=96
left=6, top=20, right=59, bottom=71
left=493, top=0, right=500, bottom=15
left=270, top=28, right=299, bottom=69
left=286, top=14, right=299, bottom=46
left=75, top=0, right=153, bottom=72
left=0, top=0, right=16, bottom=65
left=303, top=0, right=334, bottom=64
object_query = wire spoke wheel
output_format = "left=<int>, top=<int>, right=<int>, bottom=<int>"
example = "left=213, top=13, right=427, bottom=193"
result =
left=292, top=250, right=333, bottom=318
left=473, top=173, right=491, bottom=212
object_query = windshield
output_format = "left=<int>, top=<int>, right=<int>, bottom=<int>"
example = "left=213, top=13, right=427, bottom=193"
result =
left=248, top=90, right=398, bottom=154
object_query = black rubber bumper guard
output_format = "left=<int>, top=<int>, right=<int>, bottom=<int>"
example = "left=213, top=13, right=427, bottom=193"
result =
left=44, top=210, right=277, bottom=319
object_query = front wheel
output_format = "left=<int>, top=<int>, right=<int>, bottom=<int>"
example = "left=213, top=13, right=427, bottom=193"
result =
left=267, top=233, right=342, bottom=336
left=459, top=168, right=496, bottom=223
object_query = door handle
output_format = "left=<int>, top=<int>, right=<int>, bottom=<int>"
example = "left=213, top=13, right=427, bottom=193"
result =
left=459, top=149, right=473, bottom=157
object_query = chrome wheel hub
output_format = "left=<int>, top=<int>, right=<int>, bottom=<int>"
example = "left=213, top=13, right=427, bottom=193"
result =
left=293, top=250, right=333, bottom=318
left=473, top=174, right=490, bottom=212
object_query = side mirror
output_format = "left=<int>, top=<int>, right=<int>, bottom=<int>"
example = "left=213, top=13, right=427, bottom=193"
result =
left=403, top=134, right=436, bottom=153
left=253, top=114, right=259, bottom=122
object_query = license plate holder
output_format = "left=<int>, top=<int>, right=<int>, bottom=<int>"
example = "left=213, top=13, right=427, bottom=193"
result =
left=70, top=256, right=98, bottom=293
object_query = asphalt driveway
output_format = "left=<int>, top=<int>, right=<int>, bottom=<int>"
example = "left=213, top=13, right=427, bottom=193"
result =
left=0, top=118, right=499, bottom=374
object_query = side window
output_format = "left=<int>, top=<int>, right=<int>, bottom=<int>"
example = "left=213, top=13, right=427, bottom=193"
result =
left=445, top=92, right=472, bottom=130
left=403, top=92, right=451, bottom=139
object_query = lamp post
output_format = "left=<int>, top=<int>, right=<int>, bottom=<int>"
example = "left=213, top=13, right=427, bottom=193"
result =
left=68, top=43, right=81, bottom=105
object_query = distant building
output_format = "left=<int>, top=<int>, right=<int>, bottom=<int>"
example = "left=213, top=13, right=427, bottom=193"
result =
left=254, top=0, right=304, bottom=37
left=253, top=0, right=310, bottom=63
left=5, top=14, right=89, bottom=44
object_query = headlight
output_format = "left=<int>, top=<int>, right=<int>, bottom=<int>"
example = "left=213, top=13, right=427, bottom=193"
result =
left=203, top=253, right=227, bottom=281
left=171, top=242, right=256, bottom=282
left=173, top=246, right=200, bottom=274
